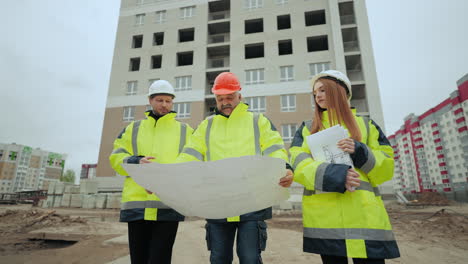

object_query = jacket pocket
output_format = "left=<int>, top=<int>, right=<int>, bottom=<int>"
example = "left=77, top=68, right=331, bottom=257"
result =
left=258, top=221, right=268, bottom=251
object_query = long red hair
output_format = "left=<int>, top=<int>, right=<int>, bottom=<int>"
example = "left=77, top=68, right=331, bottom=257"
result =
left=311, top=78, right=362, bottom=141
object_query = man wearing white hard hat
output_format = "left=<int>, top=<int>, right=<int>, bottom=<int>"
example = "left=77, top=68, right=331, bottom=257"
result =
left=110, top=80, right=193, bottom=264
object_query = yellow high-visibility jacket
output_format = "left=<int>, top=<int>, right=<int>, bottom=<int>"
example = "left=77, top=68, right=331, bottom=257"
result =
left=176, top=103, right=289, bottom=222
left=110, top=111, right=193, bottom=222
left=290, top=110, right=400, bottom=259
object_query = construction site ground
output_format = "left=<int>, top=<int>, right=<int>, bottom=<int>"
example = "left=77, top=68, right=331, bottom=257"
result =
left=1, top=201, right=468, bottom=264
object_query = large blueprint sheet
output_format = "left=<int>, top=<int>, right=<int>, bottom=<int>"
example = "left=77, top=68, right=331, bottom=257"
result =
left=122, top=156, right=289, bottom=219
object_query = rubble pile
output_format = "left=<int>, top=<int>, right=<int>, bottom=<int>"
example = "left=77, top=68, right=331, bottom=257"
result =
left=402, top=209, right=468, bottom=250
left=414, top=192, right=451, bottom=206
left=0, top=209, right=87, bottom=234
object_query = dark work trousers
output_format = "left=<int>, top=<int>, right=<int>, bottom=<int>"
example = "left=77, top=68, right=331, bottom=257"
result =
left=206, top=221, right=267, bottom=264
left=321, top=255, right=385, bottom=264
left=128, top=220, right=179, bottom=264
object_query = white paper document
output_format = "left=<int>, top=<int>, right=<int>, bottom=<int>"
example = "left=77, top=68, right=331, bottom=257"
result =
left=122, top=156, right=289, bottom=219
left=306, top=125, right=354, bottom=167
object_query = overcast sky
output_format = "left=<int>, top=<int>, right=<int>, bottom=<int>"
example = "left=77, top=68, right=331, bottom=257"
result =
left=0, top=0, right=467, bottom=179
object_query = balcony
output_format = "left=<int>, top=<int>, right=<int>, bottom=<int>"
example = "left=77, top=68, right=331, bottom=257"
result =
left=207, top=57, right=230, bottom=69
left=343, top=40, right=359, bottom=52
left=339, top=1, right=356, bottom=25
left=207, top=45, right=230, bottom=70
left=340, top=15, right=356, bottom=25
left=347, top=70, right=364, bottom=82
left=208, top=33, right=230, bottom=44
left=342, top=27, right=359, bottom=52
left=208, top=11, right=230, bottom=21
left=351, top=98, right=368, bottom=113
left=208, top=21, right=230, bottom=46
left=345, top=54, right=364, bottom=82
left=204, top=97, right=217, bottom=117
left=208, top=0, right=230, bottom=21
left=351, top=84, right=365, bottom=99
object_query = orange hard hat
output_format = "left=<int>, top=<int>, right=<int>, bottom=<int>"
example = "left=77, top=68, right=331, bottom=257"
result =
left=211, top=72, right=241, bottom=95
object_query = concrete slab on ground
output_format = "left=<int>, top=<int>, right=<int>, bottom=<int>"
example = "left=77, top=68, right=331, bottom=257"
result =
left=96, top=194, right=107, bottom=209
left=82, top=194, right=96, bottom=209
left=70, top=194, right=83, bottom=208
left=47, top=181, right=56, bottom=195
left=43, top=196, right=54, bottom=208
left=52, top=196, right=62, bottom=208
left=106, top=194, right=121, bottom=209
left=61, top=193, right=72, bottom=207
left=64, top=185, right=80, bottom=194
left=95, top=176, right=125, bottom=192
left=54, top=182, right=65, bottom=195
left=80, top=180, right=98, bottom=194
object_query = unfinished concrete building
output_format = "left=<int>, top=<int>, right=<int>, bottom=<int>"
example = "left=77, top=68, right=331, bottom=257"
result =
left=97, top=0, right=384, bottom=177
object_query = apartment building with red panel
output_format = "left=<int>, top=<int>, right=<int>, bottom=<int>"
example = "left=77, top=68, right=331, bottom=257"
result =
left=389, top=73, right=468, bottom=199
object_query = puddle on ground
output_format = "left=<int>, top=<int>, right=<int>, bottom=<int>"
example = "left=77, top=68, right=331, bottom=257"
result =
left=1, top=239, right=78, bottom=253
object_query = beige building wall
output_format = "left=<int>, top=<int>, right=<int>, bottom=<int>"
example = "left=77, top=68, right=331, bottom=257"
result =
left=97, top=0, right=384, bottom=176
left=45, top=168, right=62, bottom=180
left=0, top=162, right=16, bottom=180
left=0, top=162, right=15, bottom=193
left=29, top=156, right=41, bottom=169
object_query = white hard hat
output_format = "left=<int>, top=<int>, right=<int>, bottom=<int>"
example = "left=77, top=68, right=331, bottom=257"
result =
left=310, top=70, right=352, bottom=100
left=148, top=80, right=176, bottom=98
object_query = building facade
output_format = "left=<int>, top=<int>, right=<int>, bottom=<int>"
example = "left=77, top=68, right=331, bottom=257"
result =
left=388, top=74, right=468, bottom=195
left=80, top=164, right=97, bottom=180
left=97, top=0, right=384, bottom=177
left=0, top=143, right=67, bottom=193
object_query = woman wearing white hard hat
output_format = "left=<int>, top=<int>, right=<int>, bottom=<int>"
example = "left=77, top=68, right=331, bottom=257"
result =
left=289, top=70, right=400, bottom=263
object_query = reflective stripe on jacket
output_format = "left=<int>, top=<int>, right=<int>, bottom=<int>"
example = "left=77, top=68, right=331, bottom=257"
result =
left=289, top=110, right=400, bottom=259
left=109, top=112, right=193, bottom=222
left=176, top=103, right=288, bottom=222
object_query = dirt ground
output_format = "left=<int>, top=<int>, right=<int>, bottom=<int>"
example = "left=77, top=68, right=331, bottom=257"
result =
left=0, top=205, right=128, bottom=264
left=1, top=201, right=468, bottom=264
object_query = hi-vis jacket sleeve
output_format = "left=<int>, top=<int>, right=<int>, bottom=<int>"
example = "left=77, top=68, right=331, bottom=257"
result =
left=176, top=119, right=208, bottom=162
left=289, top=122, right=350, bottom=193
left=109, top=122, right=136, bottom=176
left=351, top=119, right=394, bottom=186
left=258, top=114, right=289, bottom=162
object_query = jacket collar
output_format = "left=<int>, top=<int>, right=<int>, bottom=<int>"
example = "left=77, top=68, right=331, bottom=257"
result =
left=215, top=102, right=249, bottom=118
left=145, top=110, right=177, bottom=122
left=320, top=107, right=357, bottom=122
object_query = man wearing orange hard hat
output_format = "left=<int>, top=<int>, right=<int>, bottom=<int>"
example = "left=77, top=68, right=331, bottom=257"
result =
left=177, top=72, right=294, bottom=263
